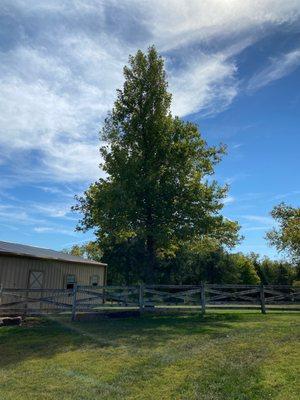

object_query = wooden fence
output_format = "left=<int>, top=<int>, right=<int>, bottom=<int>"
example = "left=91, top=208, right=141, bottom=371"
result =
left=0, top=284, right=299, bottom=320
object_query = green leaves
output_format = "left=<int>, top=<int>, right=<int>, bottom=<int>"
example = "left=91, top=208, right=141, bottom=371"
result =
left=74, top=46, right=241, bottom=282
left=266, top=202, right=300, bottom=264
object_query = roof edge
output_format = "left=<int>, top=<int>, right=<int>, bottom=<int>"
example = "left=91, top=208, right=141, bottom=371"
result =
left=0, top=250, right=107, bottom=267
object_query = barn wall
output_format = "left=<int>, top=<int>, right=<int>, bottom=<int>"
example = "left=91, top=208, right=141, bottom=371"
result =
left=0, top=255, right=106, bottom=289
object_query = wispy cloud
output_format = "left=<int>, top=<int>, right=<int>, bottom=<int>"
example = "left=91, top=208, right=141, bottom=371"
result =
left=0, top=205, right=45, bottom=225
left=223, top=195, right=235, bottom=205
left=0, top=202, right=76, bottom=230
left=243, top=226, right=271, bottom=232
left=33, top=226, right=76, bottom=236
left=271, top=190, right=300, bottom=201
left=247, top=48, right=300, bottom=91
left=232, top=143, right=243, bottom=149
left=37, top=185, right=75, bottom=197
left=224, top=173, right=250, bottom=185
left=31, top=203, right=72, bottom=218
left=1, top=0, right=299, bottom=184
left=60, top=238, right=95, bottom=249
left=169, top=51, right=239, bottom=117
left=242, top=215, right=273, bottom=225
left=0, top=201, right=87, bottom=243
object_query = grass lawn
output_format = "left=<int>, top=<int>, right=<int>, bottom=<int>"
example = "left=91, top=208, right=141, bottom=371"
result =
left=0, top=311, right=299, bottom=400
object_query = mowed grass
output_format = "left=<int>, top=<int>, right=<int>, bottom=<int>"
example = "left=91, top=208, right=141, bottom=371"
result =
left=0, top=311, right=299, bottom=400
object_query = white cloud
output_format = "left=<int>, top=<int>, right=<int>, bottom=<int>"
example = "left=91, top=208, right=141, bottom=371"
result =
left=248, top=48, right=300, bottom=91
left=242, top=215, right=273, bottom=225
left=145, top=0, right=300, bottom=51
left=243, top=226, right=271, bottom=232
left=169, top=53, right=238, bottom=117
left=232, top=143, right=243, bottom=149
left=0, top=200, right=85, bottom=241
left=224, top=173, right=250, bottom=185
left=0, top=205, right=45, bottom=225
left=37, top=185, right=74, bottom=197
left=0, top=0, right=300, bottom=184
left=272, top=190, right=300, bottom=200
left=33, top=226, right=76, bottom=236
left=31, top=203, right=71, bottom=218
left=223, top=195, right=235, bottom=205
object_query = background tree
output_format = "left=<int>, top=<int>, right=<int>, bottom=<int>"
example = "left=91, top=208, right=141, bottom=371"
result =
left=266, top=203, right=300, bottom=264
left=74, top=46, right=241, bottom=283
left=62, top=243, right=298, bottom=286
left=62, top=242, right=103, bottom=262
left=160, top=245, right=260, bottom=285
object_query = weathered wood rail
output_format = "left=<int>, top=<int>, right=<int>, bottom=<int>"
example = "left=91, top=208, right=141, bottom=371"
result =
left=0, top=283, right=299, bottom=320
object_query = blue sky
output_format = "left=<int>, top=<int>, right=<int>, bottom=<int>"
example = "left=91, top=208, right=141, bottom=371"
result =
left=0, top=0, right=300, bottom=258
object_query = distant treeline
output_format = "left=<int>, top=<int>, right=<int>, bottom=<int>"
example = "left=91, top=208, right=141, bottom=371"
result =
left=64, top=241, right=299, bottom=286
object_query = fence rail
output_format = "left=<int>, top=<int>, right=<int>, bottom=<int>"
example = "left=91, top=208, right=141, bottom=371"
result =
left=0, top=284, right=299, bottom=320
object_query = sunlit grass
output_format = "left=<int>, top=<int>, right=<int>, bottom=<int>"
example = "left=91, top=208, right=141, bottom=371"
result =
left=0, top=311, right=299, bottom=400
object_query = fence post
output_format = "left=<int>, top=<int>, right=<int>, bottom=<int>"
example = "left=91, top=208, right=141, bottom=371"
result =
left=0, top=283, right=3, bottom=306
left=139, top=284, right=144, bottom=313
left=71, top=283, right=78, bottom=321
left=260, top=284, right=266, bottom=314
left=102, top=285, right=106, bottom=305
left=200, top=283, right=206, bottom=316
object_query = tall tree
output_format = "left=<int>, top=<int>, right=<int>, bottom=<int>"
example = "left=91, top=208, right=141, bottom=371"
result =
left=266, top=203, right=300, bottom=264
left=74, top=46, right=240, bottom=283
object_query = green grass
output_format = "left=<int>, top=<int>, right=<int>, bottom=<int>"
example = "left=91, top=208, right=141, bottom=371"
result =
left=0, top=311, right=299, bottom=400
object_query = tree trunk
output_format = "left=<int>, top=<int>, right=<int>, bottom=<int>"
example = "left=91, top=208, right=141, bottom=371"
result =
left=145, top=234, right=156, bottom=284
left=144, top=200, right=156, bottom=283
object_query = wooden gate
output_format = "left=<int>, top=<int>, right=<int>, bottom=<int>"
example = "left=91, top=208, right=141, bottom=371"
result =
left=0, top=287, right=73, bottom=315
left=75, top=285, right=140, bottom=310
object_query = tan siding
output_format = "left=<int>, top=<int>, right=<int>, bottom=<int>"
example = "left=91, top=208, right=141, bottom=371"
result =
left=0, top=255, right=106, bottom=289
left=0, top=255, right=106, bottom=313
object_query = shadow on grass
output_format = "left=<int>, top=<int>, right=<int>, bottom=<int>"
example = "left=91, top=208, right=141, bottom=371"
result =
left=0, top=311, right=291, bottom=369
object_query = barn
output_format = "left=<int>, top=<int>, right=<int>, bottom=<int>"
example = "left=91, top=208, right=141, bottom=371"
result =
left=0, top=241, right=107, bottom=290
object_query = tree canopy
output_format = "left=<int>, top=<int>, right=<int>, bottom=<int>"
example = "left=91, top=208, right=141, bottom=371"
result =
left=266, top=203, right=300, bottom=264
left=74, top=46, right=241, bottom=283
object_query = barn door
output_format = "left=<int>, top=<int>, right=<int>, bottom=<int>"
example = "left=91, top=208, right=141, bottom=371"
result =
left=27, top=271, right=44, bottom=312
left=28, top=271, right=43, bottom=289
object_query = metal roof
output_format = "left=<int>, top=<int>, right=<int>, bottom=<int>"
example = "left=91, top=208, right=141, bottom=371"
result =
left=0, top=241, right=106, bottom=266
